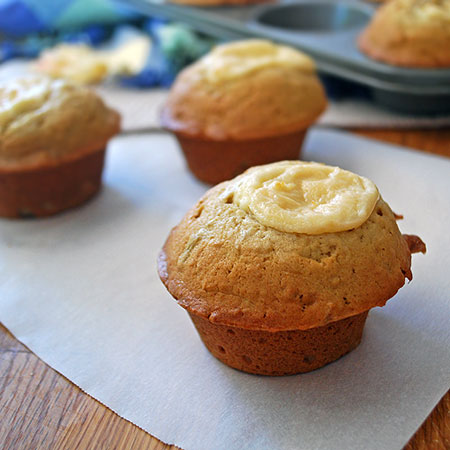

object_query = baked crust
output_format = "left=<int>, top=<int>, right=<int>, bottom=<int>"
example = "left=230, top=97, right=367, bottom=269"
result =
left=162, top=62, right=327, bottom=141
left=358, top=0, right=450, bottom=67
left=158, top=182, right=413, bottom=331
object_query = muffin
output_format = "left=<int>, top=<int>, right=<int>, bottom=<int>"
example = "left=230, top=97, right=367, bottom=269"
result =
left=33, top=44, right=109, bottom=84
left=358, top=0, right=450, bottom=67
left=161, top=40, right=327, bottom=184
left=158, top=161, right=426, bottom=376
left=0, top=76, right=120, bottom=218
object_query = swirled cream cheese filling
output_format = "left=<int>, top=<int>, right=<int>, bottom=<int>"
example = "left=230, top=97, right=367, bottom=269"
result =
left=200, top=39, right=315, bottom=84
left=0, top=76, right=74, bottom=133
left=404, top=0, right=450, bottom=23
left=226, top=161, right=379, bottom=235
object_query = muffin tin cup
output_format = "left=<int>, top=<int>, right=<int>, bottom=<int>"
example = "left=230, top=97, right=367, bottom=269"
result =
left=189, top=310, right=369, bottom=376
left=0, top=148, right=106, bottom=218
left=173, top=129, right=308, bottom=185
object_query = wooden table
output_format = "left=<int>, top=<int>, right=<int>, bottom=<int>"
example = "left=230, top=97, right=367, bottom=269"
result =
left=1, top=128, right=449, bottom=450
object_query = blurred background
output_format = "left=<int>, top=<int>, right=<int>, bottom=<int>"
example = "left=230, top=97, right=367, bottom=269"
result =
left=2, top=0, right=449, bottom=133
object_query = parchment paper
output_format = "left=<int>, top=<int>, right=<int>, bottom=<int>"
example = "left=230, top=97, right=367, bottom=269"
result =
left=0, top=129, right=449, bottom=450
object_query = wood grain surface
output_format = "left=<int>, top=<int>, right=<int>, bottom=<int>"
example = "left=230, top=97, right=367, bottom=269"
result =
left=1, top=128, right=449, bottom=450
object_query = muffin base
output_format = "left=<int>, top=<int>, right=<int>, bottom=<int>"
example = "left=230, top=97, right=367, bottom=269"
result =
left=189, top=311, right=369, bottom=376
left=0, top=148, right=106, bottom=218
left=174, top=129, right=307, bottom=185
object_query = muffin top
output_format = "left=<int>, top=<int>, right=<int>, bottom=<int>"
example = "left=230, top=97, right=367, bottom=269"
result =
left=162, top=40, right=327, bottom=140
left=159, top=161, right=419, bottom=332
left=358, top=0, right=450, bottom=67
left=0, top=76, right=120, bottom=168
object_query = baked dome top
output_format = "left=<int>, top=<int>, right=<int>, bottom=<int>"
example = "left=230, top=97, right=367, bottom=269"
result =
left=0, top=76, right=120, bottom=168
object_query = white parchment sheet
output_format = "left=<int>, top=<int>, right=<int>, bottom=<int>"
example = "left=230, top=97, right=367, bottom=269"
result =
left=0, top=129, right=449, bottom=450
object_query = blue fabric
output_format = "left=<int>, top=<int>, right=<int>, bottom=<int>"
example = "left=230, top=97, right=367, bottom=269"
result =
left=0, top=0, right=136, bottom=35
left=123, top=18, right=215, bottom=88
left=21, top=0, right=74, bottom=26
left=0, top=24, right=112, bottom=61
left=0, top=0, right=45, bottom=36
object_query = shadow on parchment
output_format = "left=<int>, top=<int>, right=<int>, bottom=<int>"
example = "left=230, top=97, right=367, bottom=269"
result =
left=0, top=184, right=145, bottom=250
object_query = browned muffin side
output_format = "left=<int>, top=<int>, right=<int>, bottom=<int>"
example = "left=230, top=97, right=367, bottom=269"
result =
left=162, top=56, right=326, bottom=141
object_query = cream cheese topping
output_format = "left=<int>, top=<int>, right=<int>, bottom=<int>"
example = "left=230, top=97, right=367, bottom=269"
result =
left=395, top=0, right=450, bottom=23
left=0, top=76, right=74, bottom=133
left=199, top=39, right=315, bottom=84
left=410, top=0, right=449, bottom=18
left=226, top=161, right=379, bottom=235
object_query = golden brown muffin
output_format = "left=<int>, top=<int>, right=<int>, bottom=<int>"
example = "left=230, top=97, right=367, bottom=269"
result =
left=0, top=75, right=120, bottom=218
left=358, top=0, right=450, bottom=67
left=158, top=161, right=425, bottom=375
left=162, top=40, right=327, bottom=184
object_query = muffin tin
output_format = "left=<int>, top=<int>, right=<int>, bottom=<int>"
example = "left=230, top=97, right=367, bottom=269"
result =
left=125, top=0, right=450, bottom=114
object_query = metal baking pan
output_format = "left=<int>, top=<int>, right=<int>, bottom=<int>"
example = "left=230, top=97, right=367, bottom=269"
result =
left=124, top=0, right=450, bottom=114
